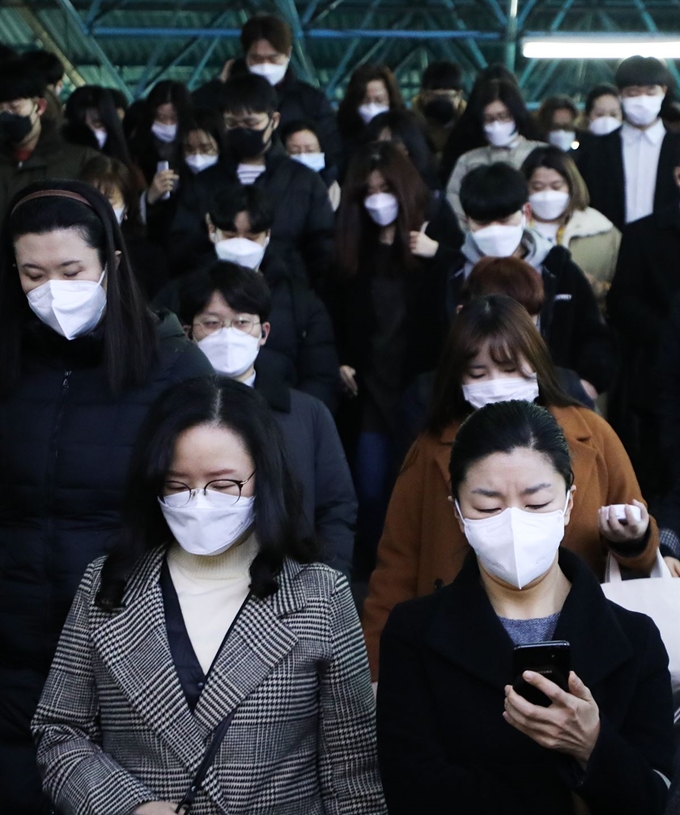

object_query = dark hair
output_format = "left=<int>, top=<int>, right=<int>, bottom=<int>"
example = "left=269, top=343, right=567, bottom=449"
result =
left=337, top=64, right=405, bottom=141
left=241, top=14, right=293, bottom=56
left=463, top=257, right=545, bottom=315
left=427, top=295, right=577, bottom=434
left=109, top=88, right=129, bottom=112
left=80, top=154, right=145, bottom=233
left=183, top=107, right=228, bottom=155
left=537, top=94, right=578, bottom=134
left=364, top=109, right=439, bottom=188
left=421, top=60, right=463, bottom=91
left=521, top=145, right=590, bottom=215
left=97, top=375, right=317, bottom=609
left=23, top=50, right=64, bottom=86
left=585, top=83, right=620, bottom=115
left=64, top=85, right=132, bottom=165
left=0, top=58, right=46, bottom=103
left=207, top=183, right=274, bottom=234
left=460, top=162, right=528, bottom=222
left=220, top=73, right=277, bottom=116
left=470, top=79, right=540, bottom=143
left=279, top=118, right=321, bottom=148
left=0, top=180, right=157, bottom=396
left=448, top=400, right=574, bottom=498
left=335, top=140, right=430, bottom=278
left=177, top=260, right=272, bottom=326
left=138, top=80, right=193, bottom=140
left=615, top=56, right=671, bottom=90
left=0, top=45, right=18, bottom=64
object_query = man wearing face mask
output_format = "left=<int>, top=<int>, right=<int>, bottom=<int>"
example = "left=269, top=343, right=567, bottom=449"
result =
left=448, top=162, right=617, bottom=399
left=158, top=183, right=340, bottom=411
left=577, top=56, right=680, bottom=229
left=193, top=14, right=342, bottom=170
left=0, top=59, right=97, bottom=222
left=177, top=261, right=356, bottom=578
left=412, top=61, right=465, bottom=166
left=172, top=73, right=335, bottom=291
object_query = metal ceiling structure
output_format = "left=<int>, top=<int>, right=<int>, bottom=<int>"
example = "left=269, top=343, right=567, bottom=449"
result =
left=1, top=0, right=679, bottom=104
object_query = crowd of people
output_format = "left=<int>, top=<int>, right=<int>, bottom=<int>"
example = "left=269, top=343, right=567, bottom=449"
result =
left=0, top=13, right=680, bottom=814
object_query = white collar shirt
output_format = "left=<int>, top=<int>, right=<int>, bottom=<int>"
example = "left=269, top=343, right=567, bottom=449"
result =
left=621, top=118, right=666, bottom=224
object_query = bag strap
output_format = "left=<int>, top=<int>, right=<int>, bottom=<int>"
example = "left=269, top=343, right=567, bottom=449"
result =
left=175, top=711, right=236, bottom=813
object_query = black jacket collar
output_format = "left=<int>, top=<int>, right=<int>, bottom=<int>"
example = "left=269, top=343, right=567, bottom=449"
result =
left=253, top=357, right=292, bottom=413
left=425, top=549, right=634, bottom=693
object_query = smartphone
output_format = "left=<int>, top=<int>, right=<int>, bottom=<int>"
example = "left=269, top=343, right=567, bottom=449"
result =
left=512, top=640, right=571, bottom=707
left=156, top=160, right=171, bottom=200
left=608, top=504, right=642, bottom=526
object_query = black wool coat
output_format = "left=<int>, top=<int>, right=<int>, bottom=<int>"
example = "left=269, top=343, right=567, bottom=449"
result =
left=377, top=549, right=675, bottom=815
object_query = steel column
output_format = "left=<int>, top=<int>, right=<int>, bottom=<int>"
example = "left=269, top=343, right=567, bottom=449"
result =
left=505, top=0, right=519, bottom=72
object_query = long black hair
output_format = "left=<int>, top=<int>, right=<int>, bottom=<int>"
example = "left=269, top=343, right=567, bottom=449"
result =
left=97, top=376, right=317, bottom=609
left=0, top=179, right=158, bottom=396
left=64, top=85, right=132, bottom=166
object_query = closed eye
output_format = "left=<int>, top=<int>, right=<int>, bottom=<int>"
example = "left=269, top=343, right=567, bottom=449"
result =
left=526, top=502, right=551, bottom=510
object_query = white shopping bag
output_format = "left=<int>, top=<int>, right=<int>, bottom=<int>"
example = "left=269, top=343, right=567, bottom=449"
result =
left=602, top=550, right=680, bottom=723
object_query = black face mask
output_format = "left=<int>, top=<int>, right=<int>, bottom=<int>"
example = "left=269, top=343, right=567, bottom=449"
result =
left=0, top=110, right=35, bottom=144
left=423, top=98, right=457, bottom=126
left=228, top=121, right=272, bottom=160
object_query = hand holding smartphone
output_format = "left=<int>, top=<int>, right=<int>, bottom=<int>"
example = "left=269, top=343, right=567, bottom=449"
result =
left=512, top=640, right=571, bottom=707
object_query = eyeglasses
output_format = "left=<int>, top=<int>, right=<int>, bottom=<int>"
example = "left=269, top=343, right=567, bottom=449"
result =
left=193, top=317, right=261, bottom=335
left=160, top=473, right=256, bottom=508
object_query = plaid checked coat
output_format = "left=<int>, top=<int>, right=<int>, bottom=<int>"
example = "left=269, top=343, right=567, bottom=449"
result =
left=31, top=547, right=387, bottom=815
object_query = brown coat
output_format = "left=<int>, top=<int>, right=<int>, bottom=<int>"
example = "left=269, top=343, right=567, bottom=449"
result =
left=363, top=405, right=659, bottom=680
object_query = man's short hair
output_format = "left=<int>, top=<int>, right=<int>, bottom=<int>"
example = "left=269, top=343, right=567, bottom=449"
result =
left=0, top=58, right=46, bottom=104
left=460, top=163, right=529, bottom=223
left=178, top=261, right=272, bottom=325
left=219, top=74, right=277, bottom=117
left=615, top=56, right=671, bottom=90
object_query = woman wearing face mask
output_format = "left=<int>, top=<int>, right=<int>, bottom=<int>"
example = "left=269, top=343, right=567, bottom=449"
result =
left=446, top=78, right=545, bottom=227
left=62, top=84, right=132, bottom=167
left=377, top=399, right=674, bottom=815
left=32, top=376, right=387, bottom=815
left=80, top=154, right=170, bottom=299
left=536, top=94, right=581, bottom=152
left=362, top=295, right=661, bottom=681
left=182, top=109, right=226, bottom=177
left=0, top=180, right=212, bottom=814
left=331, top=140, right=461, bottom=577
left=280, top=118, right=342, bottom=211
left=584, top=83, right=623, bottom=138
left=336, top=64, right=405, bottom=170
left=522, top=145, right=621, bottom=311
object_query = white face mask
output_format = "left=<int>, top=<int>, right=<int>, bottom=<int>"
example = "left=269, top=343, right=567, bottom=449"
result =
left=462, top=375, right=539, bottom=410
left=185, top=153, right=219, bottom=174
left=484, top=120, right=517, bottom=148
left=197, top=326, right=261, bottom=377
left=214, top=236, right=268, bottom=269
left=113, top=205, right=126, bottom=225
left=358, top=102, right=390, bottom=124
left=159, top=491, right=255, bottom=556
left=364, top=192, right=399, bottom=226
left=548, top=129, right=576, bottom=151
left=90, top=126, right=107, bottom=149
left=622, top=94, right=663, bottom=127
left=248, top=59, right=289, bottom=87
left=291, top=152, right=326, bottom=173
left=26, top=269, right=107, bottom=341
left=456, top=493, right=569, bottom=589
left=472, top=215, right=525, bottom=258
left=589, top=116, right=621, bottom=136
left=529, top=190, right=570, bottom=222
left=152, top=121, right=178, bottom=143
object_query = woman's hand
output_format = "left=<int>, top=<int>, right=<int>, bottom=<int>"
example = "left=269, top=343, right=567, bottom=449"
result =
left=340, top=365, right=358, bottom=396
left=598, top=499, right=649, bottom=544
left=134, top=803, right=182, bottom=814
left=409, top=230, right=439, bottom=258
left=664, top=556, right=680, bottom=577
left=147, top=169, right=179, bottom=205
left=504, top=671, right=601, bottom=766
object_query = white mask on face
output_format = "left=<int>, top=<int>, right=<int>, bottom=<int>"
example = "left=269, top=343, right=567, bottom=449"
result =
left=589, top=115, right=621, bottom=136
left=248, top=59, right=289, bottom=86
left=90, top=126, right=107, bottom=149
left=358, top=102, right=390, bottom=124
left=462, top=375, right=539, bottom=410
left=529, top=190, right=570, bottom=222
left=198, top=326, right=261, bottom=377
left=185, top=153, right=219, bottom=174
left=214, top=236, right=268, bottom=269
left=113, top=205, right=126, bottom=224
left=364, top=192, right=399, bottom=226
left=548, top=129, right=576, bottom=152
left=26, top=269, right=107, bottom=341
left=159, top=491, right=255, bottom=556
left=622, top=94, right=663, bottom=127
left=472, top=215, right=525, bottom=258
left=484, top=120, right=518, bottom=147
left=152, top=121, right=178, bottom=143
left=456, top=493, right=569, bottom=589
left=291, top=152, right=326, bottom=172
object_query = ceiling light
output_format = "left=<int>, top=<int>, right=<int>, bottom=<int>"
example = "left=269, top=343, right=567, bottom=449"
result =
left=522, top=35, right=680, bottom=60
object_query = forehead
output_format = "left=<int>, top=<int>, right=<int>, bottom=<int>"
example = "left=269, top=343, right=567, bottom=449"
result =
left=287, top=129, right=318, bottom=145
left=248, top=38, right=281, bottom=56
left=461, top=448, right=563, bottom=490
left=14, top=228, right=98, bottom=261
left=484, top=99, right=509, bottom=115
left=531, top=166, right=566, bottom=184
left=172, top=423, right=252, bottom=470
left=185, top=129, right=215, bottom=145
left=366, top=79, right=388, bottom=95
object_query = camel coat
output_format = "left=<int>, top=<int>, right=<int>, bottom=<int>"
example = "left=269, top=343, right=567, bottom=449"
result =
left=363, top=405, right=659, bottom=680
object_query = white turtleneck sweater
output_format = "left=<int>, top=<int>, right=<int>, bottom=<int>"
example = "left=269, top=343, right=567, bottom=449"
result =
left=167, top=534, right=259, bottom=674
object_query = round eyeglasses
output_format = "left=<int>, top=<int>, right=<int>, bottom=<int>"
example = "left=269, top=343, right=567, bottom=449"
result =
left=193, top=317, right=260, bottom=335
left=160, top=473, right=256, bottom=508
